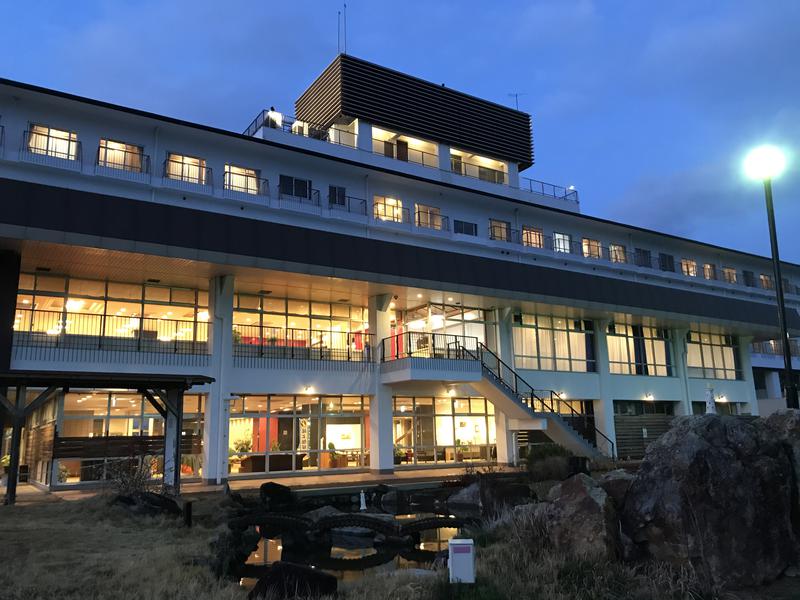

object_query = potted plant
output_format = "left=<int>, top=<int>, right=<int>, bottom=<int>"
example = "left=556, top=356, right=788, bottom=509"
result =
left=327, top=442, right=342, bottom=468
left=270, top=440, right=281, bottom=452
left=455, top=438, right=464, bottom=462
left=394, top=445, right=406, bottom=465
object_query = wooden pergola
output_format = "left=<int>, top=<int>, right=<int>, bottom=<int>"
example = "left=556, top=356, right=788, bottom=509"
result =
left=0, top=371, right=213, bottom=505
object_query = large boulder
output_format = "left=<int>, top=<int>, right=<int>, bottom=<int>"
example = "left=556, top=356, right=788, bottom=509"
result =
left=248, top=561, right=337, bottom=599
left=542, top=473, right=619, bottom=559
left=447, top=482, right=480, bottom=507
left=479, top=479, right=532, bottom=514
left=113, top=491, right=181, bottom=517
left=766, top=409, right=800, bottom=503
left=622, top=415, right=796, bottom=588
left=597, top=469, right=635, bottom=509
left=259, top=482, right=294, bottom=509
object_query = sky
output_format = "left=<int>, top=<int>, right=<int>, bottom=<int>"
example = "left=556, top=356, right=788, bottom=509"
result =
left=2, top=0, right=798, bottom=261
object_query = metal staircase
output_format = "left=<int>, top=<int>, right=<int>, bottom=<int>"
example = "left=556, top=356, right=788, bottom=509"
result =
left=465, top=343, right=614, bottom=459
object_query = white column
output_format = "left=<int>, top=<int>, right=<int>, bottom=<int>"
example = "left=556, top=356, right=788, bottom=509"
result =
left=507, top=162, right=520, bottom=189
left=368, top=294, right=394, bottom=473
left=494, top=410, right=516, bottom=466
left=203, top=275, right=234, bottom=484
left=437, top=143, right=451, bottom=172
left=738, top=336, right=759, bottom=416
left=355, top=119, right=373, bottom=153
left=672, top=328, right=692, bottom=416
left=593, top=320, right=617, bottom=458
left=766, top=370, right=783, bottom=400
left=492, top=307, right=517, bottom=464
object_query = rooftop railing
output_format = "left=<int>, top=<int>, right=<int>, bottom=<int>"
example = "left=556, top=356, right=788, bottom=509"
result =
left=233, top=324, right=374, bottom=363
left=520, top=177, right=579, bottom=203
left=451, top=157, right=507, bottom=185
left=372, top=138, right=438, bottom=169
left=243, top=109, right=357, bottom=148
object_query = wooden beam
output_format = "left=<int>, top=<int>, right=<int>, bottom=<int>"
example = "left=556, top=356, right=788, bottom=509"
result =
left=21, top=385, right=59, bottom=417
left=140, top=390, right=167, bottom=419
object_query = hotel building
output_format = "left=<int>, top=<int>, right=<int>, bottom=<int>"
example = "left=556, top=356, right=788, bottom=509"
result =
left=0, top=55, right=798, bottom=496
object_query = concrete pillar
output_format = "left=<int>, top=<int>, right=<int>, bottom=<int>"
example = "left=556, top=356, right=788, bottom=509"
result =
left=4, top=385, right=25, bottom=505
left=495, top=307, right=515, bottom=364
left=437, top=143, right=451, bottom=172
left=738, top=336, right=759, bottom=416
left=766, top=370, right=783, bottom=400
left=593, top=320, right=617, bottom=458
left=507, top=162, right=520, bottom=189
left=491, top=307, right=517, bottom=463
left=203, top=275, right=234, bottom=485
left=672, top=328, right=692, bottom=416
left=355, top=119, right=373, bottom=153
left=368, top=294, right=394, bottom=473
left=0, top=251, right=21, bottom=371
left=163, top=388, right=184, bottom=493
left=494, top=410, right=516, bottom=466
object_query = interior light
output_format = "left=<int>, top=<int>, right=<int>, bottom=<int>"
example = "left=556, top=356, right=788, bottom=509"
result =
left=22, top=299, right=29, bottom=304
left=447, top=297, right=454, bottom=302
left=389, top=302, right=396, bottom=309
left=197, top=310, right=209, bottom=321
left=644, top=393, right=654, bottom=401
left=65, top=299, right=84, bottom=311
left=447, top=389, right=456, bottom=397
left=416, top=293, right=423, bottom=299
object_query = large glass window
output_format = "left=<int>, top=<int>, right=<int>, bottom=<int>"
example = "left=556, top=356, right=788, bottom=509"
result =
left=166, top=153, right=206, bottom=184
left=522, top=226, right=543, bottom=248
left=722, top=267, right=738, bottom=284
left=416, top=204, right=443, bottom=230
left=402, top=303, right=486, bottom=344
left=489, top=219, right=511, bottom=241
left=228, top=395, right=368, bottom=474
left=553, top=232, right=572, bottom=253
left=392, top=396, right=495, bottom=466
left=606, top=323, right=673, bottom=376
left=686, top=331, right=741, bottom=380
left=681, top=259, right=698, bottom=277
left=582, top=238, right=601, bottom=259
left=28, top=124, right=78, bottom=160
left=374, top=195, right=405, bottom=223
left=703, top=263, right=717, bottom=280
left=98, top=139, right=144, bottom=172
left=224, top=164, right=260, bottom=194
left=610, top=244, right=627, bottom=264
left=512, top=314, right=596, bottom=372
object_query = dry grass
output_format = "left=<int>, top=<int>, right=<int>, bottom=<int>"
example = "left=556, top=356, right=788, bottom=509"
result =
left=0, top=493, right=245, bottom=600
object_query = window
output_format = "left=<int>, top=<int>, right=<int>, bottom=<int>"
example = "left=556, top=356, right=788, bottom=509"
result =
left=512, top=314, right=596, bottom=372
left=522, top=226, right=543, bottom=248
left=98, top=139, right=144, bottom=172
left=224, top=164, right=260, bottom=194
left=760, top=274, right=774, bottom=290
left=634, top=248, right=652, bottom=268
left=454, top=220, right=477, bottom=236
left=416, top=204, right=443, bottom=230
left=610, top=244, right=627, bottom=264
left=328, top=185, right=346, bottom=206
left=743, top=270, right=756, bottom=287
left=722, top=267, right=737, bottom=284
left=28, top=124, right=78, bottom=160
left=553, top=232, right=572, bottom=253
left=489, top=219, right=511, bottom=241
left=279, top=175, right=311, bottom=199
left=681, top=259, right=697, bottom=277
left=703, top=263, right=717, bottom=280
left=658, top=253, right=675, bottom=272
left=606, top=323, right=673, bottom=376
left=166, top=153, right=206, bottom=184
left=614, top=400, right=675, bottom=416
left=686, top=331, right=741, bottom=380
left=373, top=195, right=405, bottom=223
left=582, top=238, right=601, bottom=259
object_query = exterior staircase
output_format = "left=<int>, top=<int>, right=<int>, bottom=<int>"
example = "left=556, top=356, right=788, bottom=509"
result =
left=465, top=343, right=613, bottom=459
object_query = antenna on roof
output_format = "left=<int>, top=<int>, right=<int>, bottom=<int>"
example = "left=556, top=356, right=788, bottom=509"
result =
left=343, top=3, right=348, bottom=55
left=337, top=10, right=341, bottom=53
left=508, top=92, right=527, bottom=110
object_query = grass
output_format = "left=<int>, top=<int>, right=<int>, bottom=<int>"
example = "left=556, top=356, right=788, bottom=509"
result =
left=0, top=493, right=245, bottom=600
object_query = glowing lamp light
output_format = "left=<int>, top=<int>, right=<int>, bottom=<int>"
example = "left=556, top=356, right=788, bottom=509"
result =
left=644, top=393, right=655, bottom=401
left=447, top=388, right=456, bottom=397
left=743, top=145, right=787, bottom=181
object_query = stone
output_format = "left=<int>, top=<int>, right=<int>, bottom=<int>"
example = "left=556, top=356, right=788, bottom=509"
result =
left=479, top=479, right=532, bottom=514
left=210, top=526, right=261, bottom=578
left=544, top=473, right=619, bottom=560
left=447, top=482, right=481, bottom=507
left=765, top=409, right=800, bottom=502
left=113, top=491, right=181, bottom=517
left=259, top=482, right=294, bottom=509
left=303, top=505, right=343, bottom=523
left=622, top=415, right=796, bottom=588
left=597, top=469, right=635, bottom=509
left=248, top=561, right=337, bottom=599
left=380, top=488, right=409, bottom=513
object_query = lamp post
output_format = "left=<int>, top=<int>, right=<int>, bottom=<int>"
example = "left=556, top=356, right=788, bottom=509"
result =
left=744, top=145, right=798, bottom=408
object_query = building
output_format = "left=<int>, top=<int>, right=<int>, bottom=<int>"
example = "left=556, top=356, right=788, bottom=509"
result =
left=1, top=54, right=799, bottom=495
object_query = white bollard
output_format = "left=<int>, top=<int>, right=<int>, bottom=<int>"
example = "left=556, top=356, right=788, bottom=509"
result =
left=359, top=489, right=367, bottom=511
left=448, top=538, right=475, bottom=583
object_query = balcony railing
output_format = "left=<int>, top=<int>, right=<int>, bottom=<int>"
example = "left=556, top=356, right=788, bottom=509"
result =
left=381, top=332, right=479, bottom=362
left=20, top=130, right=82, bottom=170
left=233, top=325, right=374, bottom=362
left=752, top=339, right=800, bottom=357
left=162, top=159, right=212, bottom=191
left=94, top=145, right=150, bottom=183
left=451, top=158, right=507, bottom=185
left=415, top=211, right=450, bottom=232
left=278, top=188, right=321, bottom=210
left=329, top=194, right=368, bottom=216
left=243, top=110, right=356, bottom=148
left=223, top=171, right=269, bottom=198
left=520, top=177, right=578, bottom=203
left=0, top=125, right=4, bottom=156
left=373, top=200, right=410, bottom=224
left=12, top=309, right=210, bottom=357
left=372, top=138, right=438, bottom=169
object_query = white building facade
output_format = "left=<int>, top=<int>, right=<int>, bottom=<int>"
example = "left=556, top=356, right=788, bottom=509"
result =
left=1, top=55, right=799, bottom=489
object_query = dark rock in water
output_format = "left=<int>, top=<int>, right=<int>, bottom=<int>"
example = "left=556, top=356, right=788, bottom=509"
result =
left=380, top=488, right=409, bottom=512
left=248, top=561, right=337, bottom=599
left=259, top=482, right=294, bottom=509
left=113, top=491, right=181, bottom=517
left=597, top=469, right=634, bottom=509
left=622, top=415, right=796, bottom=588
left=447, top=482, right=480, bottom=507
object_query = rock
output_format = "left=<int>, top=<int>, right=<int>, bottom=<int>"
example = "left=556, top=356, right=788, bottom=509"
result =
left=544, top=473, right=619, bottom=560
left=785, top=565, right=800, bottom=578
left=597, top=469, right=634, bottom=509
left=303, top=505, right=343, bottom=523
left=447, top=482, right=481, bottom=507
left=479, top=479, right=532, bottom=514
left=622, top=415, right=796, bottom=588
left=211, top=526, right=261, bottom=578
left=765, top=409, right=800, bottom=502
left=259, top=482, right=294, bottom=509
left=380, top=488, right=409, bottom=513
left=113, top=491, right=181, bottom=517
left=248, top=561, right=337, bottom=599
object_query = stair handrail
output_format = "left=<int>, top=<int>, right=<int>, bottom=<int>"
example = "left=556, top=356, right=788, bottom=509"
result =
left=550, top=390, right=616, bottom=459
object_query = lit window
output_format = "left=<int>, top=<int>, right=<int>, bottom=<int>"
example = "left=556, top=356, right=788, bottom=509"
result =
left=760, top=274, right=774, bottom=290
left=512, top=314, right=596, bottom=372
left=98, top=139, right=144, bottom=172
left=582, top=238, right=601, bottom=259
left=610, top=244, right=627, bottom=264
left=554, top=232, right=572, bottom=253
left=606, top=323, right=673, bottom=376
left=703, top=263, right=717, bottom=280
left=416, top=204, right=443, bottom=230
left=166, top=153, right=206, bottom=184
left=374, top=196, right=405, bottom=223
left=489, top=219, right=511, bottom=241
left=686, top=331, right=741, bottom=380
left=28, top=124, right=78, bottom=160
left=681, top=259, right=698, bottom=277
left=522, top=226, right=543, bottom=249
left=722, top=267, right=737, bottom=284
left=224, top=164, right=260, bottom=195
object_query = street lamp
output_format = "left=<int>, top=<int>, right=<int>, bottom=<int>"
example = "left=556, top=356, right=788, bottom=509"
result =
left=743, top=144, right=797, bottom=408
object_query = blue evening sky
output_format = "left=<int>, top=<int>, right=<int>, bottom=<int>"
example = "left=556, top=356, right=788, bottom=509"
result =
left=3, top=1, right=798, bottom=261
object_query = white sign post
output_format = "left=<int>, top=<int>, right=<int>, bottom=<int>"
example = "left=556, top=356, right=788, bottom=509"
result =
left=449, top=538, right=475, bottom=584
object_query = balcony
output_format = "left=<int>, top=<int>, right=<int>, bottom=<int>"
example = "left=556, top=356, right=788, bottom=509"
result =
left=415, top=210, right=450, bottom=234
left=94, top=145, right=151, bottom=184
left=372, top=138, right=438, bottom=169
left=380, top=332, right=481, bottom=383
left=328, top=194, right=368, bottom=223
left=278, top=188, right=321, bottom=214
left=162, top=158, right=213, bottom=194
left=752, top=339, right=800, bottom=357
left=12, top=309, right=210, bottom=367
left=222, top=171, right=269, bottom=201
left=20, top=130, right=82, bottom=171
left=233, top=324, right=374, bottom=368
left=373, top=199, right=411, bottom=230
left=243, top=109, right=356, bottom=148
left=451, top=157, right=507, bottom=185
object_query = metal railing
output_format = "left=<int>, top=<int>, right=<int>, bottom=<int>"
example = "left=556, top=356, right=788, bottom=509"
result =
left=21, top=130, right=82, bottom=166
left=373, top=200, right=410, bottom=224
left=278, top=188, right=321, bottom=207
left=223, top=171, right=269, bottom=197
left=163, top=158, right=212, bottom=188
left=233, top=325, right=374, bottom=362
left=243, top=109, right=357, bottom=148
left=96, top=144, right=149, bottom=174
left=329, top=194, right=367, bottom=216
left=520, top=177, right=579, bottom=203
left=0, top=125, right=4, bottom=153
left=489, top=224, right=520, bottom=243
left=12, top=309, right=210, bottom=355
left=415, top=210, right=450, bottom=231
left=451, top=158, right=507, bottom=185
left=752, top=339, right=800, bottom=357
left=380, top=332, right=479, bottom=361
left=372, top=138, right=438, bottom=169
